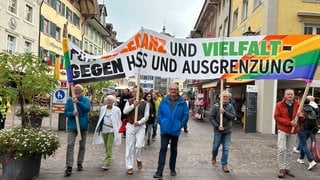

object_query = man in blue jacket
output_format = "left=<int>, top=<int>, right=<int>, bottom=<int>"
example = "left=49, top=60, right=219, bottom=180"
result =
left=153, top=84, right=189, bottom=179
left=64, top=84, right=91, bottom=176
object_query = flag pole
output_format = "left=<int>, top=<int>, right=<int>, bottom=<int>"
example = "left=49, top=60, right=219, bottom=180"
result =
left=62, top=23, right=82, bottom=140
left=291, top=82, right=311, bottom=133
left=220, top=79, right=224, bottom=127
left=133, top=28, right=144, bottom=123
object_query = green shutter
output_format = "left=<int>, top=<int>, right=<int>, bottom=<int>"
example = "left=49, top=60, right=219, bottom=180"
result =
left=40, top=16, right=44, bottom=32
left=50, top=22, right=56, bottom=38
left=66, top=7, right=69, bottom=19
left=39, top=47, right=43, bottom=59
left=62, top=3, right=65, bottom=16
left=50, top=0, right=56, bottom=8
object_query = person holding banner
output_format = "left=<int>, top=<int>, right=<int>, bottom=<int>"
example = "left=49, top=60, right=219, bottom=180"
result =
left=123, top=86, right=149, bottom=175
left=274, top=89, right=304, bottom=178
left=209, top=91, right=236, bottom=173
left=153, top=84, right=189, bottom=179
left=64, top=84, right=91, bottom=176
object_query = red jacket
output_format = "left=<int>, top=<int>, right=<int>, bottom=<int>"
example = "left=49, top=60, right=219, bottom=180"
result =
left=274, top=98, right=304, bottom=134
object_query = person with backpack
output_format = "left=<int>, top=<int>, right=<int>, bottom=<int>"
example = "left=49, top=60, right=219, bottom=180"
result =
left=296, top=97, right=318, bottom=170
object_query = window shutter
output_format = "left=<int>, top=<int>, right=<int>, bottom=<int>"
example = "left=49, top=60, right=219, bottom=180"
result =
left=62, top=3, right=65, bottom=16
left=50, top=22, right=56, bottom=38
left=40, top=15, right=44, bottom=32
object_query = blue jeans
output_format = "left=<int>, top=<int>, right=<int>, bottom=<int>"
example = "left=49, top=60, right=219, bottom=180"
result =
left=298, top=130, right=314, bottom=162
left=212, top=131, right=231, bottom=166
left=156, top=134, right=179, bottom=173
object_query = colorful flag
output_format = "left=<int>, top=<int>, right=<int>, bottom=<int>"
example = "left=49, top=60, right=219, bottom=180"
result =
left=62, top=38, right=73, bottom=85
left=54, top=57, right=60, bottom=80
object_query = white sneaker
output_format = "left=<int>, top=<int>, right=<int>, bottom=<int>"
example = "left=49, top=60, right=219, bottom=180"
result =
left=297, top=159, right=304, bottom=164
left=293, top=147, right=300, bottom=153
left=307, top=160, right=317, bottom=170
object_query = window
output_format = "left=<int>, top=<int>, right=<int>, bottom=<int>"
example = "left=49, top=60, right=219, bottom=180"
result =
left=7, top=35, right=16, bottom=54
left=24, top=41, right=32, bottom=52
left=56, top=26, right=61, bottom=41
left=25, top=4, right=33, bottom=22
left=66, top=8, right=72, bottom=22
left=8, top=0, right=17, bottom=14
left=233, top=8, right=238, bottom=29
left=242, top=0, right=248, bottom=21
left=43, top=18, right=50, bottom=34
left=56, top=0, right=62, bottom=14
left=304, top=24, right=320, bottom=34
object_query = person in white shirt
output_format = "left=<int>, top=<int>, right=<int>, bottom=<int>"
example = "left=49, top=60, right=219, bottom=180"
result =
left=123, top=87, right=149, bottom=175
left=92, top=95, right=122, bottom=170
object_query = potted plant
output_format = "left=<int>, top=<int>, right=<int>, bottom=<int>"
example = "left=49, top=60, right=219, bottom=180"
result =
left=15, top=105, right=50, bottom=128
left=0, top=127, right=60, bottom=179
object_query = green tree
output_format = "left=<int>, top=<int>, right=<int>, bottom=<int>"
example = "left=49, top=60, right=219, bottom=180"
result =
left=0, top=52, right=58, bottom=126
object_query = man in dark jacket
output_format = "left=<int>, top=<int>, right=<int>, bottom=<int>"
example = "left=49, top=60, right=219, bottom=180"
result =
left=209, top=90, right=235, bottom=173
left=153, top=84, right=189, bottom=179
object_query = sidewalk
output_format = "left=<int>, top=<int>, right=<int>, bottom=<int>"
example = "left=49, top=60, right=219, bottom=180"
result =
left=1, top=112, right=320, bottom=179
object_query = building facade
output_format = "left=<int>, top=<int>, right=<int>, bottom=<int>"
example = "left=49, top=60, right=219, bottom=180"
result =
left=0, top=0, right=41, bottom=54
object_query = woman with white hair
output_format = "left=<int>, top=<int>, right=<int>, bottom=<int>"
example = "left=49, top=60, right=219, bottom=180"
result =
left=93, top=95, right=122, bottom=170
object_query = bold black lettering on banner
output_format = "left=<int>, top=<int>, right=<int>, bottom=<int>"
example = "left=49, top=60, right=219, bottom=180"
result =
left=126, top=52, right=148, bottom=70
left=151, top=55, right=177, bottom=72
left=170, top=42, right=197, bottom=57
left=73, top=58, right=124, bottom=79
left=182, top=58, right=294, bottom=74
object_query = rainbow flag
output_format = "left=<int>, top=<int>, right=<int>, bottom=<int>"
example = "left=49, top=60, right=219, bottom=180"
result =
left=222, top=35, right=320, bottom=83
left=62, top=38, right=73, bottom=85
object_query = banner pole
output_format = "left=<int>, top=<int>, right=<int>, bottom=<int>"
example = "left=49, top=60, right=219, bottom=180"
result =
left=291, top=83, right=311, bottom=133
left=70, top=85, right=82, bottom=140
left=220, top=79, right=224, bottom=127
left=134, top=71, right=141, bottom=123
left=63, top=23, right=81, bottom=140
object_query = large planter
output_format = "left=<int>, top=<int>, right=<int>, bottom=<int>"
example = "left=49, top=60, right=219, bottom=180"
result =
left=2, top=153, right=41, bottom=180
left=30, top=117, right=43, bottom=128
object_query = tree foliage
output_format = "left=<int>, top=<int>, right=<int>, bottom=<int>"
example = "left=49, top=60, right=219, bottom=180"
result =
left=0, top=52, right=58, bottom=126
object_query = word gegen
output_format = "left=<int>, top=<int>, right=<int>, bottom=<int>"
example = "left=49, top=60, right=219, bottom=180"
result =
left=72, top=58, right=124, bottom=79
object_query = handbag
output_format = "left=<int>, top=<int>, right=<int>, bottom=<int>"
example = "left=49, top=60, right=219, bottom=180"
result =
left=310, top=134, right=320, bottom=163
left=118, top=119, right=127, bottom=133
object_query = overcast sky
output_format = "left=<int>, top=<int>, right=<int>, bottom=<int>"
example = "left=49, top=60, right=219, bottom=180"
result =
left=99, top=0, right=205, bottom=42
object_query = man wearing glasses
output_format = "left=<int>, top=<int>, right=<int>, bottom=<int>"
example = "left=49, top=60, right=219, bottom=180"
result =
left=153, top=84, right=189, bottom=179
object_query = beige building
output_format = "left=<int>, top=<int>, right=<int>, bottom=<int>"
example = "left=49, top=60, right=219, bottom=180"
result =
left=39, top=0, right=85, bottom=67
left=83, top=4, right=118, bottom=55
left=0, top=0, right=41, bottom=54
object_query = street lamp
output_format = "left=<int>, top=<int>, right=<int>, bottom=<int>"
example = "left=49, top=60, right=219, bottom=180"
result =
left=243, top=26, right=256, bottom=36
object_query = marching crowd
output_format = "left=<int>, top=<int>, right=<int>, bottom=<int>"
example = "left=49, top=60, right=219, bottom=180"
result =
left=61, top=84, right=319, bottom=179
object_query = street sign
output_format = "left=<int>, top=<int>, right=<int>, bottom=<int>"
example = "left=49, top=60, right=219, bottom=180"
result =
left=52, top=88, right=68, bottom=104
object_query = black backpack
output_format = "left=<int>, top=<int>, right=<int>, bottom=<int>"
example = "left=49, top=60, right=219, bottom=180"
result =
left=303, top=105, right=318, bottom=130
